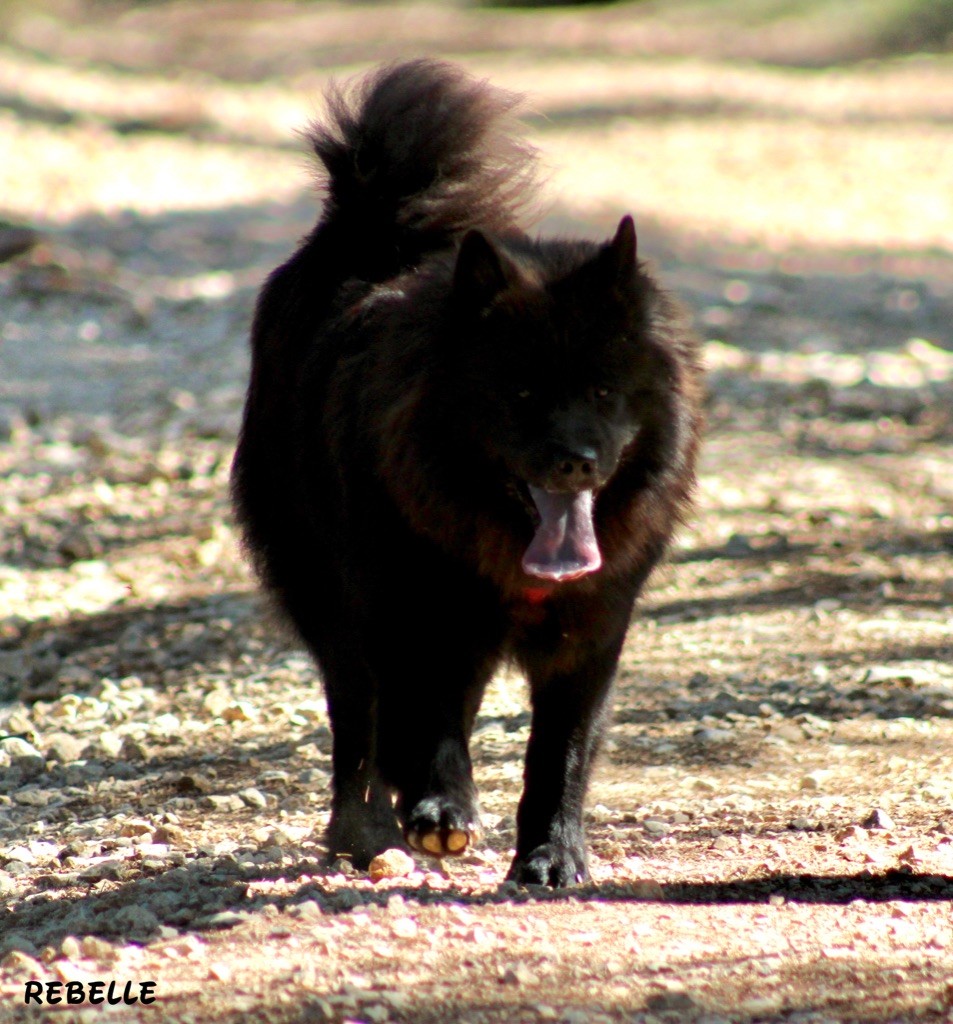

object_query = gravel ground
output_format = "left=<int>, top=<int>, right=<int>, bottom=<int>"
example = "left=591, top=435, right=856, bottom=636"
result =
left=1, top=5, right=953, bottom=1023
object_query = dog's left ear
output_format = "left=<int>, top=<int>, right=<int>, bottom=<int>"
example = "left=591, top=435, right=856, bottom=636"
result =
left=453, top=230, right=513, bottom=311
left=601, top=215, right=637, bottom=288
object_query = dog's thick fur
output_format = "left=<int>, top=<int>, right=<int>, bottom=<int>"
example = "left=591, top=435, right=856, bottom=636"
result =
left=232, top=59, right=703, bottom=886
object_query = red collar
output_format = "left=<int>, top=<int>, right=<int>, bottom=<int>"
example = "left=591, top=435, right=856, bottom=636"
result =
left=521, top=587, right=552, bottom=604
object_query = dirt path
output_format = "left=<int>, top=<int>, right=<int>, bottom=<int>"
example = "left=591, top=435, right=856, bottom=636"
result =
left=1, top=5, right=953, bottom=1022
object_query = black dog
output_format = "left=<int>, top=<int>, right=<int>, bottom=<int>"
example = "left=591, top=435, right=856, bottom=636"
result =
left=232, top=59, right=703, bottom=886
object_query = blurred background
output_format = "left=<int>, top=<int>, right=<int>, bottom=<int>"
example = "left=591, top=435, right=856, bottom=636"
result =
left=2, top=0, right=953, bottom=438
left=3, top=0, right=953, bottom=238
left=1, top=0, right=952, bottom=445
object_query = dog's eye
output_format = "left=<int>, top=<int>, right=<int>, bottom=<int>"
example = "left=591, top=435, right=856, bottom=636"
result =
left=517, top=389, right=532, bottom=399
left=594, top=386, right=612, bottom=399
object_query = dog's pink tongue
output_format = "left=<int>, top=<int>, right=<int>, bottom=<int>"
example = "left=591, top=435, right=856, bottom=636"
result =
left=522, top=487, right=602, bottom=582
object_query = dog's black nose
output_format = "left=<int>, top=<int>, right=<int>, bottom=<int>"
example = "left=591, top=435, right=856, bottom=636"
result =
left=555, top=447, right=598, bottom=490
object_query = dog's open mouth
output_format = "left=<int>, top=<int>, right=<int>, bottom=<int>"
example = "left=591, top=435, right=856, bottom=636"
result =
left=522, top=486, right=602, bottom=582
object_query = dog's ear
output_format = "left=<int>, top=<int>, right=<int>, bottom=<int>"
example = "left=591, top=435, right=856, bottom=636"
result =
left=600, top=214, right=637, bottom=288
left=453, top=230, right=512, bottom=310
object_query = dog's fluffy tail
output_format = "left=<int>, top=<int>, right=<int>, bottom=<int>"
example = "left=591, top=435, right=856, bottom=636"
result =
left=308, top=59, right=537, bottom=276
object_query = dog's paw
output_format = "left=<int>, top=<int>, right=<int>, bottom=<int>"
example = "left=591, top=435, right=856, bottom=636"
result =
left=405, top=795, right=481, bottom=857
left=507, top=843, right=589, bottom=887
left=326, top=796, right=405, bottom=871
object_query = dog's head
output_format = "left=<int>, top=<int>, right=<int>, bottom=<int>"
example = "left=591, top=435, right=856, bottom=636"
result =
left=449, top=216, right=675, bottom=581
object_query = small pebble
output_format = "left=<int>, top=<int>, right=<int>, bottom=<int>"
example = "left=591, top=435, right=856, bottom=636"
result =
left=693, top=727, right=733, bottom=744
left=390, top=917, right=418, bottom=939
left=1, top=949, right=43, bottom=975
left=201, top=794, right=245, bottom=813
left=238, top=787, right=268, bottom=809
left=800, top=771, right=828, bottom=791
left=646, top=990, right=700, bottom=1013
left=864, top=808, right=895, bottom=830
left=500, top=965, right=537, bottom=985
left=368, top=847, right=414, bottom=882
left=79, top=936, right=114, bottom=960
left=201, top=911, right=248, bottom=929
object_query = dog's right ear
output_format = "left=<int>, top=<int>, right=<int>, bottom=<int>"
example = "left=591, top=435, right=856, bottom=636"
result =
left=453, top=230, right=511, bottom=311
